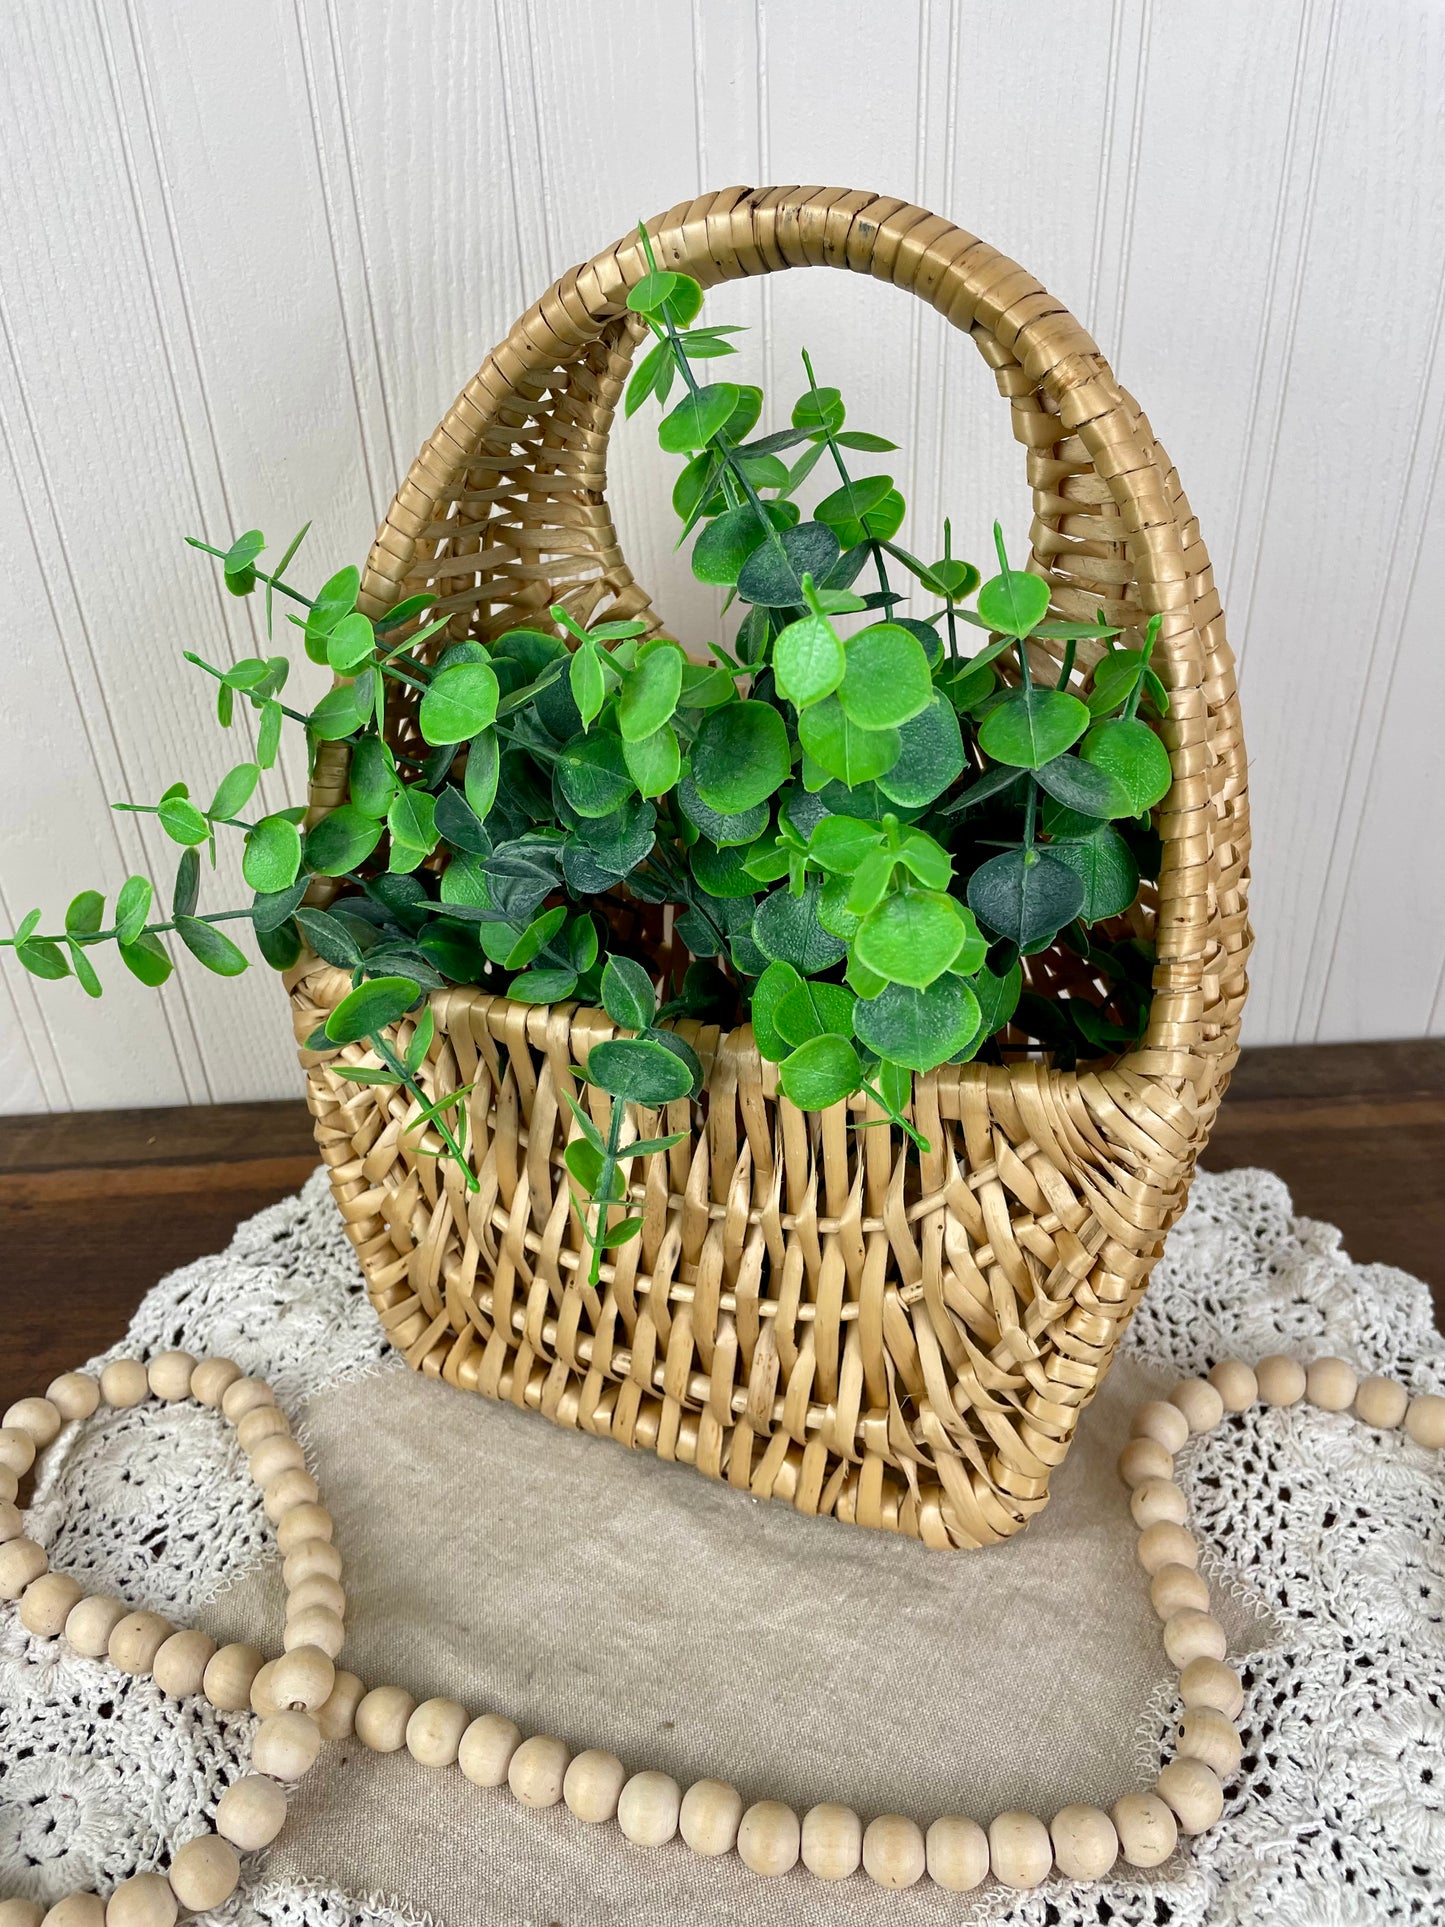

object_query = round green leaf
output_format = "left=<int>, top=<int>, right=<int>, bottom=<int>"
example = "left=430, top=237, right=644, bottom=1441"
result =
left=657, top=383, right=741, bottom=454
left=308, top=678, right=373, bottom=742
left=64, top=889, right=105, bottom=937
left=114, top=875, right=153, bottom=947
left=806, top=815, right=883, bottom=874
left=966, top=847, right=1086, bottom=948
left=854, top=977, right=981, bottom=1073
left=255, top=920, right=302, bottom=971
left=242, top=814, right=303, bottom=894
left=626, top=269, right=704, bottom=326
left=797, top=696, right=900, bottom=787
left=174, top=915, right=249, bottom=977
left=586, top=1036, right=696, bottom=1105
left=778, top=1034, right=861, bottom=1112
left=348, top=736, right=398, bottom=819
left=676, top=774, right=768, bottom=847
left=507, top=967, right=580, bottom=1004
left=1033, top=750, right=1131, bottom=819
left=325, top=974, right=424, bottom=1044
left=1080, top=717, right=1172, bottom=813
left=1047, top=825, right=1139, bottom=922
left=119, top=932, right=173, bottom=986
left=775, top=979, right=856, bottom=1050
left=773, top=614, right=845, bottom=709
left=419, top=663, right=500, bottom=745
left=622, top=721, right=680, bottom=799
left=853, top=890, right=971, bottom=989
left=817, top=872, right=860, bottom=941
left=388, top=785, right=438, bottom=855
left=976, top=568, right=1050, bottom=638
left=749, top=959, right=803, bottom=1063
left=324, top=612, right=376, bottom=676
left=434, top=784, right=491, bottom=855
left=751, top=880, right=849, bottom=975
left=692, top=503, right=786, bottom=587
left=837, top=624, right=933, bottom=730
left=814, top=474, right=894, bottom=548
left=690, top=841, right=761, bottom=899
left=304, top=566, right=361, bottom=662
left=157, top=795, right=209, bottom=845
left=209, top=762, right=260, bottom=821
left=968, top=958, right=1023, bottom=1043
left=17, top=938, right=69, bottom=981
left=978, top=687, right=1090, bottom=770
left=735, top=522, right=841, bottom=608
left=601, top=953, right=656, bottom=1031
left=876, top=695, right=965, bottom=808
left=464, top=729, right=500, bottom=820
left=304, top=805, right=384, bottom=877
left=557, top=733, right=637, bottom=817
left=691, top=701, right=791, bottom=814
left=439, top=850, right=492, bottom=908
left=619, top=644, right=684, bottom=741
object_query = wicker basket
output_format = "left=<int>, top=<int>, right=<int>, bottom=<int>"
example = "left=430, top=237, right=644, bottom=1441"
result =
left=289, top=186, right=1251, bottom=1550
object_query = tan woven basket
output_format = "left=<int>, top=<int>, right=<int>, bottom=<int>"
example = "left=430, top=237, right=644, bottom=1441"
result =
left=289, top=186, right=1251, bottom=1549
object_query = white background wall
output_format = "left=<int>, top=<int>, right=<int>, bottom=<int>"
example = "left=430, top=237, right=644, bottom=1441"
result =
left=2, top=0, right=1442, bottom=1114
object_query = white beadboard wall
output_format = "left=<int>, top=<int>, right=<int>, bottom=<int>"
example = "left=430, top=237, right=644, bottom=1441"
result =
left=2, top=0, right=1442, bottom=1114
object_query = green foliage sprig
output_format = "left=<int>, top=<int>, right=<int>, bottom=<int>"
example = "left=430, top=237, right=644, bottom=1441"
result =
left=3, top=224, right=1172, bottom=1266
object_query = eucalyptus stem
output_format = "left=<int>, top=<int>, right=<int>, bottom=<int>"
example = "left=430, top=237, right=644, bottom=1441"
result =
left=185, top=537, right=314, bottom=610
left=800, top=348, right=895, bottom=608
left=586, top=1097, right=629, bottom=1289
left=370, top=1030, right=475, bottom=1182
left=0, top=906, right=256, bottom=952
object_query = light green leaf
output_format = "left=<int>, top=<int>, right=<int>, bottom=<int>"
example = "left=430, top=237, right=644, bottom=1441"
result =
left=622, top=722, right=681, bottom=798
left=750, top=959, right=803, bottom=1063
left=657, top=383, right=741, bottom=453
left=115, top=875, right=152, bottom=946
left=601, top=954, right=656, bottom=1031
left=854, top=977, right=981, bottom=1072
left=837, top=623, right=933, bottom=730
left=304, top=805, right=384, bottom=877
left=1080, top=717, right=1172, bottom=813
left=64, top=890, right=105, bottom=937
left=853, top=890, right=972, bottom=989
left=175, top=915, right=249, bottom=977
left=978, top=686, right=1090, bottom=769
left=619, top=644, right=684, bottom=742
left=976, top=566, right=1050, bottom=638
left=778, top=1034, right=860, bottom=1111
left=119, top=932, right=172, bottom=986
left=419, top=662, right=500, bottom=745
left=209, top=761, right=260, bottom=820
left=691, top=701, right=791, bottom=814
left=773, top=613, right=845, bottom=709
left=325, top=974, right=423, bottom=1044
left=242, top=814, right=303, bottom=894
left=797, top=696, right=900, bottom=787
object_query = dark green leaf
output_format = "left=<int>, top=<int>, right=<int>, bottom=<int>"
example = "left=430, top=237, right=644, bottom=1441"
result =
left=691, top=700, right=791, bottom=814
left=586, top=1036, right=696, bottom=1105
left=325, top=974, right=423, bottom=1044
left=640, top=1025, right=704, bottom=1095
left=304, top=805, right=384, bottom=877
left=433, top=784, right=491, bottom=855
left=778, top=1034, right=860, bottom=1111
left=968, top=958, right=1023, bottom=1041
left=966, top=847, right=1086, bottom=948
left=691, top=840, right=762, bottom=899
left=601, top=953, right=656, bottom=1031
left=775, top=978, right=856, bottom=1050
left=676, top=774, right=767, bottom=847
left=751, top=879, right=848, bottom=975
left=294, top=907, right=363, bottom=967
left=255, top=919, right=302, bottom=971
left=175, top=915, right=249, bottom=977
left=172, top=847, right=200, bottom=918
left=1034, top=751, right=1131, bottom=819
left=692, top=503, right=784, bottom=587
left=250, top=878, right=310, bottom=933
left=854, top=977, right=981, bottom=1072
left=978, top=686, right=1090, bottom=769
left=17, top=938, right=69, bottom=981
left=242, top=814, right=302, bottom=894
left=557, top=732, right=637, bottom=817
left=750, top=959, right=803, bottom=1063
left=735, top=521, right=841, bottom=608
left=876, top=695, right=965, bottom=808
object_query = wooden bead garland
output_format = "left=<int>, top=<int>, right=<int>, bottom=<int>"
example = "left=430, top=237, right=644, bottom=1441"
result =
left=2, top=1345, right=1439, bottom=1913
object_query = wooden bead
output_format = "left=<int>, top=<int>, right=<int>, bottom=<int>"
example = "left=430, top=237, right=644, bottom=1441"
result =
left=168, top=1833, right=240, bottom=1912
left=99, top=1360, right=150, bottom=1410
left=1137, top=1521, right=1199, bottom=1574
left=286, top=1573, right=345, bottom=1619
left=800, top=1802, right=861, bottom=1879
left=406, top=1696, right=469, bottom=1767
left=679, top=1779, right=743, bottom=1856
left=215, top=1773, right=288, bottom=1851
left=862, top=1813, right=926, bottom=1888
left=236, top=1405, right=290, bottom=1453
left=1163, top=1610, right=1227, bottom=1669
left=562, top=1749, right=626, bottom=1823
left=1179, top=1656, right=1245, bottom=1718
left=220, top=1376, right=275, bottom=1424
left=1050, top=1804, right=1119, bottom=1880
left=3, top=1398, right=62, bottom=1447
left=276, top=1503, right=333, bottom=1554
left=1117, top=1435, right=1173, bottom=1490
left=0, top=1499, right=19, bottom=1543
left=105, top=1871, right=176, bottom=1927
left=146, top=1353, right=197, bottom=1402
left=0, top=1538, right=48, bottom=1598
left=458, top=1713, right=521, bottom=1786
left=0, top=1900, right=44, bottom=1927
left=108, top=1612, right=172, bottom=1675
left=39, top=1898, right=104, bottom=1927
left=282, top=1538, right=343, bottom=1589
left=509, top=1734, right=570, bottom=1809
left=925, top=1815, right=989, bottom=1891
left=20, top=1572, right=82, bottom=1637
left=0, top=1427, right=38, bottom=1477
left=1169, top=1377, right=1224, bottom=1434
left=283, top=1605, right=344, bottom=1659
left=65, top=1594, right=129, bottom=1659
left=270, top=1645, right=336, bottom=1713
left=0, top=1465, right=17, bottom=1504
left=1406, top=1392, right=1445, bottom=1448
left=1256, top=1355, right=1306, bottom=1406
left=46, top=1374, right=100, bottom=1423
left=1355, top=1375, right=1409, bottom=1430
left=251, top=1709, right=321, bottom=1781
left=1112, top=1790, right=1177, bottom=1866
left=152, top=1630, right=217, bottom=1699
left=1131, top=1400, right=1189, bottom=1453
left=735, top=1799, right=800, bottom=1875
left=1305, top=1356, right=1358, bottom=1412
left=202, top=1643, right=264, bottom=1712
left=987, top=1809, right=1052, bottom=1889
left=355, top=1685, right=416, bottom=1753
left=1157, top=1756, right=1225, bottom=1834
left=265, top=1469, right=321, bottom=1525
left=250, top=1660, right=283, bottom=1719
left=1177, top=1706, right=1243, bottom=1777
left=248, top=1435, right=305, bottom=1487
left=1150, top=1563, right=1211, bottom=1620
left=1130, top=1479, right=1188, bottom=1529
left=189, top=1358, right=242, bottom=1408
left=1209, top=1356, right=1260, bottom=1414
left=315, top=1669, right=366, bottom=1742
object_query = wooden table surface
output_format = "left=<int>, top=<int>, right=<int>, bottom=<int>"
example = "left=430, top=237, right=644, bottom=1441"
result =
left=2, top=1040, right=1441, bottom=1413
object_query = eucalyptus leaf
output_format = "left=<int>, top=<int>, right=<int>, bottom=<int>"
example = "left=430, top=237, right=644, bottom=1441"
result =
left=977, top=687, right=1090, bottom=769
left=853, top=890, right=972, bottom=989
left=966, top=847, right=1086, bottom=949
left=751, top=879, right=848, bottom=975
left=837, top=624, right=933, bottom=730
left=622, top=721, right=680, bottom=799
left=657, top=383, right=741, bottom=453
left=773, top=613, right=845, bottom=708
left=304, top=805, right=384, bottom=877
left=1047, top=825, right=1139, bottom=922
left=619, top=644, right=684, bottom=741
left=175, top=915, right=249, bottom=977
left=798, top=697, right=900, bottom=786
left=586, top=1036, right=696, bottom=1105
left=1080, top=717, right=1172, bottom=813
left=778, top=1034, right=860, bottom=1111
left=876, top=695, right=965, bottom=808
left=242, top=814, right=303, bottom=894
left=735, top=522, right=841, bottom=608
left=419, top=662, right=500, bottom=745
left=854, top=976, right=981, bottom=1072
left=691, top=701, right=791, bottom=814
left=601, top=953, right=657, bottom=1031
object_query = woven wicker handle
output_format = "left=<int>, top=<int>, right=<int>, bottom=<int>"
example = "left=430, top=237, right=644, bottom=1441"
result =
left=342, top=185, right=1250, bottom=1087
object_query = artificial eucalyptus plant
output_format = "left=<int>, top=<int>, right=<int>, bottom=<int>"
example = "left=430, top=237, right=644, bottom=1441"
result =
left=2, top=230, right=1170, bottom=1285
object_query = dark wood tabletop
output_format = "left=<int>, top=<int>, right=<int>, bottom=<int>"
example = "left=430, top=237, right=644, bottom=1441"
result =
left=2, top=1040, right=1441, bottom=1413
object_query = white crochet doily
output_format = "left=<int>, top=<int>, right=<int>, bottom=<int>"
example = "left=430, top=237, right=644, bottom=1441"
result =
left=2, top=1164, right=1443, bottom=1926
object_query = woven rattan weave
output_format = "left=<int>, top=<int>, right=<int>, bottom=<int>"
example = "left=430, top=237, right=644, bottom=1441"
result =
left=288, top=186, right=1251, bottom=1549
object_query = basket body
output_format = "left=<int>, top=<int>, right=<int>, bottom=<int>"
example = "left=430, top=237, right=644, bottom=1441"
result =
left=291, top=187, right=1251, bottom=1549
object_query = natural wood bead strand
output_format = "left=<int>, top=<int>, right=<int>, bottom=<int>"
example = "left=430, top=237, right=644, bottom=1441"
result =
left=45, top=1375, right=100, bottom=1424
left=1255, top=1355, right=1306, bottom=1406
left=0, top=1429, right=38, bottom=1477
left=220, top=1377, right=274, bottom=1424
left=617, top=1770, right=683, bottom=1846
left=1169, top=1378, right=1224, bottom=1434
left=0, top=1501, right=20, bottom=1543
left=284, top=1604, right=345, bottom=1658
left=1178, top=1656, right=1245, bottom=1719
left=406, top=1697, right=469, bottom=1768
left=0, top=1467, right=18, bottom=1505
left=286, top=1573, right=345, bottom=1619
left=1050, top=1804, right=1119, bottom=1881
left=1150, top=1563, right=1211, bottom=1619
left=1130, top=1479, right=1188, bottom=1529
left=65, top=1595, right=129, bottom=1659
left=510, top=1735, right=571, bottom=1810
left=0, top=1539, right=48, bottom=1599
left=250, top=1659, right=283, bottom=1719
left=355, top=1685, right=416, bottom=1753
left=248, top=1435, right=306, bottom=1487
left=458, top=1713, right=521, bottom=1786
left=1112, top=1791, right=1177, bottom=1866
left=1305, top=1356, right=1358, bottom=1412
left=201, top=1642, right=264, bottom=1712
left=104, top=1870, right=175, bottom=1927
left=151, top=1630, right=217, bottom=1699
left=562, top=1750, right=627, bottom=1823
left=1156, top=1757, right=1225, bottom=1834
left=283, top=1539, right=343, bottom=1588
left=924, top=1815, right=990, bottom=1891
left=167, top=1834, right=239, bottom=1912
left=1132, top=1399, right=1190, bottom=1453
left=269, top=1644, right=336, bottom=1712
left=98, top=1361, right=149, bottom=1410
left=3, top=1399, right=62, bottom=1448
left=276, top=1503, right=333, bottom=1553
left=1136, top=1520, right=1199, bottom=1574
left=1406, top=1392, right=1445, bottom=1448
left=735, top=1800, right=800, bottom=1875
left=1117, top=1435, right=1174, bottom=1489
left=19, top=1573, right=83, bottom=1638
left=145, top=1354, right=196, bottom=1403
left=215, top=1775, right=289, bottom=1852
left=108, top=1612, right=171, bottom=1676
left=1162, top=1609, right=1228, bottom=1669
left=800, top=1802, right=862, bottom=1880
left=1355, top=1375, right=1409, bottom=1430
left=679, top=1780, right=743, bottom=1857
left=315, top=1669, right=366, bottom=1741
left=188, top=1358, right=241, bottom=1408
left=236, top=1405, right=290, bottom=1453
left=252, top=1710, right=322, bottom=1781
left=265, top=1469, right=321, bottom=1524
left=39, top=1897, right=103, bottom=1927
left=861, top=1813, right=926, bottom=1888
left=1176, top=1706, right=1244, bottom=1777
left=988, top=1810, right=1052, bottom=1889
